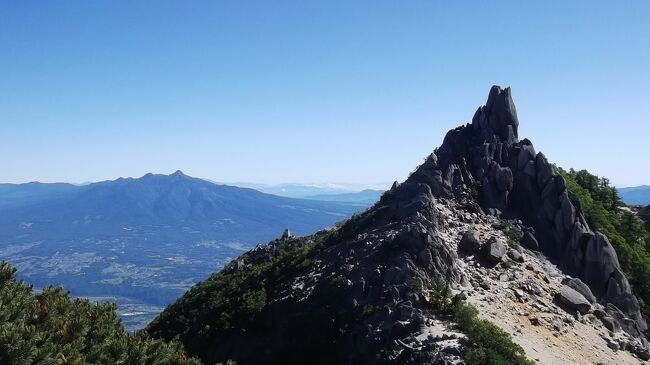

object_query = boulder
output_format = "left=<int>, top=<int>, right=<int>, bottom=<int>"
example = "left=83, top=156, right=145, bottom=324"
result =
left=557, top=285, right=591, bottom=315
left=508, top=249, right=525, bottom=263
left=520, top=231, right=539, bottom=251
left=562, top=278, right=596, bottom=303
left=601, top=316, right=622, bottom=333
left=458, top=230, right=481, bottom=254
left=484, top=237, right=506, bottom=264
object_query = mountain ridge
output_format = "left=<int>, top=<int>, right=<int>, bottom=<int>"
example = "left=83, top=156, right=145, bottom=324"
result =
left=303, top=189, right=384, bottom=204
left=618, top=185, right=650, bottom=206
left=0, top=171, right=367, bottom=330
left=147, top=86, right=650, bottom=365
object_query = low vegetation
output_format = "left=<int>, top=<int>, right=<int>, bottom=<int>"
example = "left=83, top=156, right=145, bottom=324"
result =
left=559, top=168, right=650, bottom=312
left=423, top=281, right=534, bottom=365
left=0, top=261, right=199, bottom=365
left=146, top=235, right=324, bottom=363
left=491, top=222, right=522, bottom=247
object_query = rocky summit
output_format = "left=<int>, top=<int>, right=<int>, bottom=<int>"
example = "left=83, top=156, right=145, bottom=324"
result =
left=147, top=87, right=650, bottom=365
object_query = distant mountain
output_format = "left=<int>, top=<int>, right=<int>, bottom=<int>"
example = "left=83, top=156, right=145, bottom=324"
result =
left=0, top=181, right=80, bottom=209
left=304, top=189, right=384, bottom=204
left=618, top=185, right=650, bottom=205
left=0, top=171, right=366, bottom=330
left=229, top=182, right=389, bottom=199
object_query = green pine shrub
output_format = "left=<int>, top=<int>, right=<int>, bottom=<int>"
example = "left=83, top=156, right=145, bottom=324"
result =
left=0, top=261, right=200, bottom=365
left=558, top=168, right=650, bottom=312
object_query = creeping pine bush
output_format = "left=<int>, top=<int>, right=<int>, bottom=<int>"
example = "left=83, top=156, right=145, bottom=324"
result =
left=420, top=280, right=534, bottom=365
left=0, top=261, right=200, bottom=365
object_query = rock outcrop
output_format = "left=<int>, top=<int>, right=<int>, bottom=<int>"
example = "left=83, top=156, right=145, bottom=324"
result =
left=521, top=230, right=539, bottom=251
left=557, top=285, right=591, bottom=315
left=458, top=230, right=480, bottom=254
left=148, top=86, right=649, bottom=365
left=562, top=277, right=597, bottom=304
left=406, top=85, right=646, bottom=337
left=484, top=237, right=506, bottom=264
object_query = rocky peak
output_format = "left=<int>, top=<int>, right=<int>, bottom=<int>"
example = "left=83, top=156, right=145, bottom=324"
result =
left=476, top=85, right=520, bottom=143
left=148, top=86, right=650, bottom=365
left=392, top=85, right=646, bottom=338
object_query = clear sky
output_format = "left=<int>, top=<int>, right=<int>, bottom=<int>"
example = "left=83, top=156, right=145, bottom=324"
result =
left=1, top=1, right=648, bottom=186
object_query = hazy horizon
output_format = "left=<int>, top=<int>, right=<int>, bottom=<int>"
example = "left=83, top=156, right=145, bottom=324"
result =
left=2, top=169, right=647, bottom=191
left=2, top=2, right=649, bottom=186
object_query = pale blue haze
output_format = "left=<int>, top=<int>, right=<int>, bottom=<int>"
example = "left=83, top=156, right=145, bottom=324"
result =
left=1, top=1, right=648, bottom=186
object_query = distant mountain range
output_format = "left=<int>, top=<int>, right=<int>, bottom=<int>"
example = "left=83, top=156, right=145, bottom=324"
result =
left=618, top=185, right=650, bottom=206
left=0, top=171, right=367, bottom=330
left=303, top=189, right=384, bottom=204
left=229, top=182, right=389, bottom=200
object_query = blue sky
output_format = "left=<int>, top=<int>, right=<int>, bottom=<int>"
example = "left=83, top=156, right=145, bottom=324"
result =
left=1, top=1, right=648, bottom=186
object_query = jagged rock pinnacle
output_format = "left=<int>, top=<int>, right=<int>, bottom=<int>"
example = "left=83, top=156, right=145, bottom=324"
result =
left=482, top=85, right=519, bottom=141
left=280, top=228, right=293, bottom=240
left=398, top=85, right=646, bottom=337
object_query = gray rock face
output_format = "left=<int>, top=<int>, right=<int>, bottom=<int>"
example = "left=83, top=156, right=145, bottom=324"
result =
left=518, top=143, right=536, bottom=170
left=405, top=85, right=646, bottom=338
left=560, top=192, right=575, bottom=231
left=607, top=303, right=644, bottom=337
left=557, top=285, right=591, bottom=315
left=582, top=233, right=618, bottom=297
left=495, top=167, right=513, bottom=192
left=485, top=237, right=506, bottom=264
left=536, top=153, right=553, bottom=189
left=458, top=230, right=481, bottom=254
left=520, top=231, right=539, bottom=251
